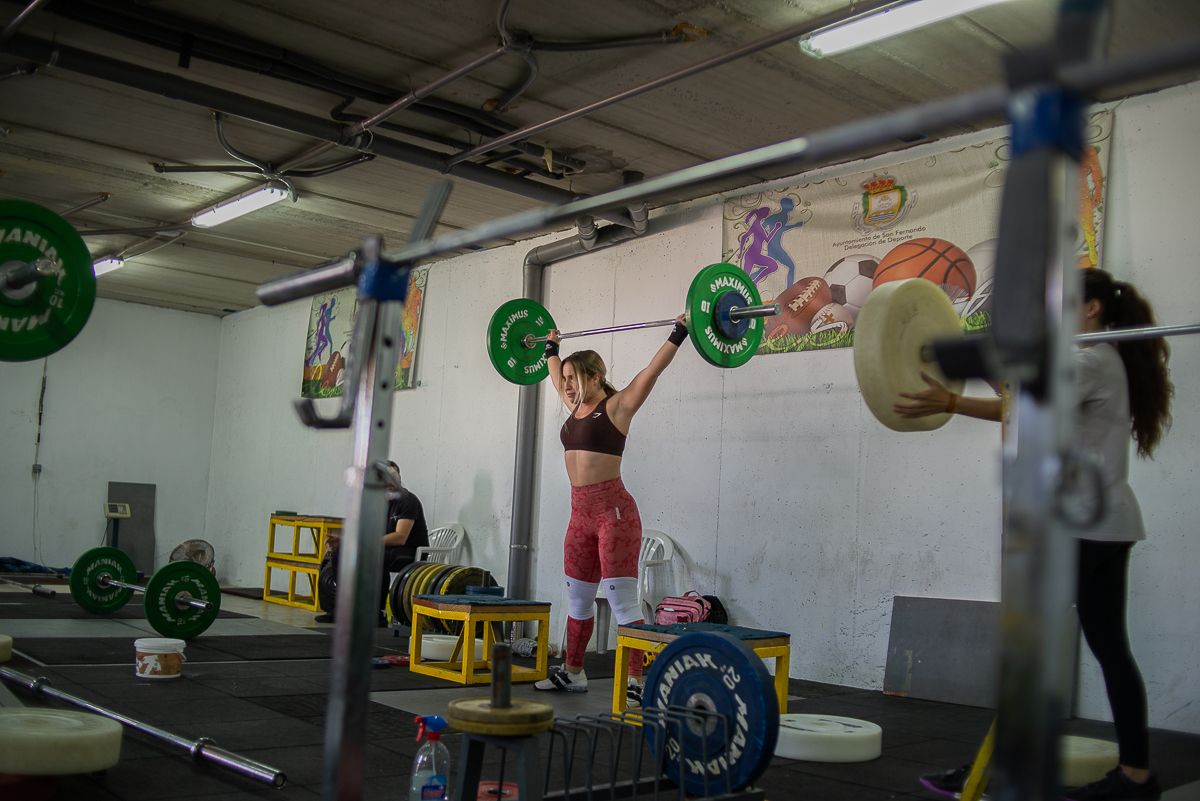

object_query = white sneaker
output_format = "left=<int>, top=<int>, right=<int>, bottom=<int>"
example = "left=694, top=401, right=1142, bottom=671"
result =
left=534, top=666, right=588, bottom=693
left=626, top=678, right=644, bottom=709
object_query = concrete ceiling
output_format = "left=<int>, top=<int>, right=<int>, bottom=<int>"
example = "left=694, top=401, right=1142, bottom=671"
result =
left=1, top=0, right=1198, bottom=316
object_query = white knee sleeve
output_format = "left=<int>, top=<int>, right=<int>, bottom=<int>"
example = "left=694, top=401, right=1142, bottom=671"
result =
left=565, top=577, right=599, bottom=620
left=602, top=577, right=641, bottom=625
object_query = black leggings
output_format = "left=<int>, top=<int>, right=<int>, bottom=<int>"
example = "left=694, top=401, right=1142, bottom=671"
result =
left=1076, top=540, right=1149, bottom=769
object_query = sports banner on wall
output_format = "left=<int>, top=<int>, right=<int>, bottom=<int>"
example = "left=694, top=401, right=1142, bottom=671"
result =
left=721, top=110, right=1111, bottom=355
left=300, top=265, right=431, bottom=397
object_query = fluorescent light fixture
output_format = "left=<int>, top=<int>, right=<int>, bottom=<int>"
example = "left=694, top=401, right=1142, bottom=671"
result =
left=190, top=183, right=289, bottom=228
left=800, top=0, right=1015, bottom=57
left=92, top=257, right=125, bottom=276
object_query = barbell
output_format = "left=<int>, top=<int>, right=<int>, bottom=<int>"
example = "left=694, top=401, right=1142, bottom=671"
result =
left=486, top=262, right=778, bottom=384
left=853, top=277, right=1200, bottom=432
left=68, top=547, right=221, bottom=639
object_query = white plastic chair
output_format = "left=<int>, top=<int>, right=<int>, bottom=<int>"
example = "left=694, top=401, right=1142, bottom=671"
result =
left=414, top=523, right=465, bottom=564
left=585, top=529, right=678, bottom=655
left=637, top=529, right=676, bottom=622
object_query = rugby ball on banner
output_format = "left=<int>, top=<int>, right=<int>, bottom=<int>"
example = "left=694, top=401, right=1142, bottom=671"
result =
left=765, top=276, right=833, bottom=340
left=873, top=237, right=976, bottom=303
left=958, top=238, right=997, bottom=316
left=809, top=302, right=855, bottom=335
left=823, top=255, right=879, bottom=321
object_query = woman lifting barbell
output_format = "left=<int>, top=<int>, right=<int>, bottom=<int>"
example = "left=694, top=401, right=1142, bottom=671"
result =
left=533, top=315, right=688, bottom=707
left=896, top=269, right=1173, bottom=801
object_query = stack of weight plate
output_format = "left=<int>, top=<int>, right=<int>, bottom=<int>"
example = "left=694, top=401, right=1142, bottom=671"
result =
left=387, top=563, right=499, bottom=632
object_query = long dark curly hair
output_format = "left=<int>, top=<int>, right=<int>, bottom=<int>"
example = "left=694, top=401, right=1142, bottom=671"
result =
left=1082, top=269, right=1173, bottom=457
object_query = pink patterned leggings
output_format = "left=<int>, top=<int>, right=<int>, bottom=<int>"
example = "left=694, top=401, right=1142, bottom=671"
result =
left=564, top=478, right=644, bottom=676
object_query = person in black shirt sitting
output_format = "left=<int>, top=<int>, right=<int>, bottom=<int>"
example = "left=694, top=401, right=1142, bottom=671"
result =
left=315, top=461, right=429, bottom=624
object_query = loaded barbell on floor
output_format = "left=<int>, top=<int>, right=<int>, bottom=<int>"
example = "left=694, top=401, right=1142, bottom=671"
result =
left=0, top=200, right=96, bottom=363
left=69, top=546, right=221, bottom=639
left=852, top=277, right=1200, bottom=432
left=487, top=262, right=779, bottom=384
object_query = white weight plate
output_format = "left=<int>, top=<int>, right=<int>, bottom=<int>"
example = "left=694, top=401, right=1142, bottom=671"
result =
left=1060, top=735, right=1119, bottom=787
left=775, top=713, right=882, bottom=762
left=853, top=278, right=965, bottom=432
left=0, top=708, right=122, bottom=774
left=420, top=634, right=486, bottom=662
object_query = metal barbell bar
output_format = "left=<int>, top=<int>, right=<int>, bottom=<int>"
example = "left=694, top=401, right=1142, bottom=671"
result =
left=520, top=302, right=781, bottom=348
left=1074, top=321, right=1200, bottom=344
left=0, top=667, right=287, bottom=788
left=919, top=320, right=1200, bottom=364
left=97, top=574, right=212, bottom=612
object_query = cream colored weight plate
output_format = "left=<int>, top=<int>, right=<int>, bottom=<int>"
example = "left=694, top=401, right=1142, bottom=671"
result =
left=0, top=709, right=122, bottom=774
left=853, top=278, right=965, bottom=432
left=1060, top=735, right=1119, bottom=787
left=420, top=634, right=486, bottom=662
left=775, top=714, right=882, bottom=762
left=0, top=634, right=11, bottom=663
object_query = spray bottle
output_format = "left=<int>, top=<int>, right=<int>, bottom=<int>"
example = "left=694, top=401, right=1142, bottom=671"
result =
left=410, top=715, right=450, bottom=801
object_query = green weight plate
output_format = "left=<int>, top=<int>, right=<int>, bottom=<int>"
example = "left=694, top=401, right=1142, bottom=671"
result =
left=685, top=262, right=764, bottom=369
left=486, top=298, right=556, bottom=385
left=143, top=560, right=221, bottom=640
left=69, top=547, right=137, bottom=614
left=0, top=200, right=96, bottom=362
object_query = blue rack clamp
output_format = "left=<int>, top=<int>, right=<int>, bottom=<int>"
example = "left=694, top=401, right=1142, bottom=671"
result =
left=358, top=245, right=412, bottom=304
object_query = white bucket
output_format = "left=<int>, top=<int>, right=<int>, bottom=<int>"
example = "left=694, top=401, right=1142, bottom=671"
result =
left=134, top=637, right=187, bottom=679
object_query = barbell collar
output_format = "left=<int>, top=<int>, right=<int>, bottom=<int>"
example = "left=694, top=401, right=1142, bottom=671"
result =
left=521, top=302, right=778, bottom=348
left=99, top=576, right=213, bottom=611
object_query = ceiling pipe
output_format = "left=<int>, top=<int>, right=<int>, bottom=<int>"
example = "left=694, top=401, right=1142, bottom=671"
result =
left=445, top=0, right=898, bottom=168
left=4, top=34, right=582, bottom=207
left=0, top=0, right=50, bottom=45
left=47, top=0, right=586, bottom=174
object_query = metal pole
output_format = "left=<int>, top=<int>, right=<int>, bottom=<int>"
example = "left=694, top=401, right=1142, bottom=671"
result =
left=921, top=321, right=1200, bottom=363
left=1075, top=321, right=1200, bottom=344
left=99, top=577, right=213, bottom=611
left=522, top=303, right=780, bottom=346
left=0, top=0, right=50, bottom=44
left=0, top=667, right=287, bottom=787
left=491, top=643, right=513, bottom=710
left=257, top=36, right=1200, bottom=307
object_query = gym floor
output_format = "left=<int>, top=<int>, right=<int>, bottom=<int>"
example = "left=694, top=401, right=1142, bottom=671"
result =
left=2, top=584, right=1198, bottom=801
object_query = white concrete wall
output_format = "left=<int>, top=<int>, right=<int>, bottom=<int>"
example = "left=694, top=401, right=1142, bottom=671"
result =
left=0, top=298, right=220, bottom=568
left=204, top=246, right=528, bottom=590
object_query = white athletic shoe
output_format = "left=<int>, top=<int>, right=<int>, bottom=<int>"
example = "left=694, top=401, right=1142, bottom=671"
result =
left=626, top=678, right=644, bottom=709
left=534, top=666, right=588, bottom=693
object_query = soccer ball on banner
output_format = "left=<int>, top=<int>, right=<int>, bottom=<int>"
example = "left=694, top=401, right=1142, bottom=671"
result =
left=823, top=254, right=879, bottom=321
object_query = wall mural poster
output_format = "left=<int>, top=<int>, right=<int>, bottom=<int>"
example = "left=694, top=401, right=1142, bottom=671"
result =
left=301, top=286, right=356, bottom=398
left=299, top=265, right=431, bottom=397
left=722, top=110, right=1112, bottom=355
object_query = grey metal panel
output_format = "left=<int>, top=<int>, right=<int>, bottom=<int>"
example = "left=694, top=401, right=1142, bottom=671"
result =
left=884, top=595, right=1001, bottom=708
left=106, top=482, right=156, bottom=577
